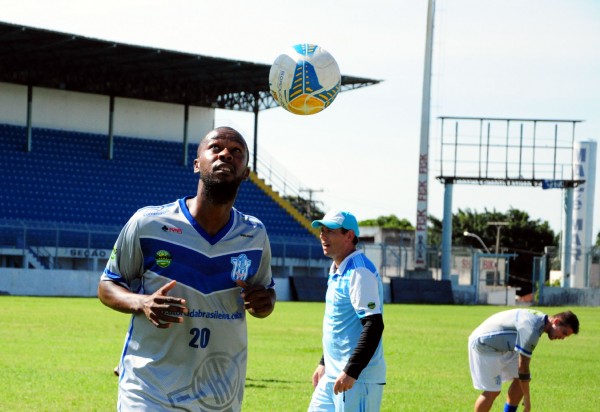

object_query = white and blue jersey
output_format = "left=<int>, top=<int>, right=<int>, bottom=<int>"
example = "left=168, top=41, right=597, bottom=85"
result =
left=322, top=250, right=386, bottom=383
left=101, top=197, right=273, bottom=411
left=470, top=309, right=547, bottom=357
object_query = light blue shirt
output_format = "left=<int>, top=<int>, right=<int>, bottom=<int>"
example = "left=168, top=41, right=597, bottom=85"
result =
left=322, top=250, right=386, bottom=383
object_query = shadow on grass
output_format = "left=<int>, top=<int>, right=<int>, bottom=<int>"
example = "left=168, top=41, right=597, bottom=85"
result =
left=245, top=377, right=307, bottom=388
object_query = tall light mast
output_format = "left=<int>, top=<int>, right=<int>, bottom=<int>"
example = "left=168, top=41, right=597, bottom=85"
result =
left=415, top=0, right=436, bottom=270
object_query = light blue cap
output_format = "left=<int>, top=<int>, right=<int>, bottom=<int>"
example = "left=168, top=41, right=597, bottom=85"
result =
left=311, top=209, right=360, bottom=236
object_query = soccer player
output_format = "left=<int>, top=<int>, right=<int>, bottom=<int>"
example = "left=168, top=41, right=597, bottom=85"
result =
left=469, top=309, right=579, bottom=412
left=308, top=209, right=386, bottom=412
left=98, top=127, right=276, bottom=411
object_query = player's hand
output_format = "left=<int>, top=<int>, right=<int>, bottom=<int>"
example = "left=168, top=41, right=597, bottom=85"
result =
left=333, top=371, right=356, bottom=395
left=142, top=280, right=188, bottom=328
left=236, top=280, right=275, bottom=318
left=312, top=364, right=325, bottom=388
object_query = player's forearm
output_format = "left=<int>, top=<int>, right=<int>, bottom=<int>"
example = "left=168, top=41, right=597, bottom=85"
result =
left=97, top=280, right=144, bottom=314
left=344, top=314, right=384, bottom=379
left=517, top=355, right=532, bottom=406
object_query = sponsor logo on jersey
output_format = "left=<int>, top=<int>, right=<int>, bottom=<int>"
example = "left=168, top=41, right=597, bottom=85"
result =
left=239, top=233, right=254, bottom=238
left=161, top=225, right=182, bottom=234
left=230, top=254, right=251, bottom=281
left=155, top=250, right=172, bottom=268
left=110, top=247, right=117, bottom=260
left=368, top=302, right=376, bottom=309
left=186, top=309, right=244, bottom=320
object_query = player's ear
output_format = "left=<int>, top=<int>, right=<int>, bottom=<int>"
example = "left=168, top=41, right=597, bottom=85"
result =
left=243, top=166, right=250, bottom=180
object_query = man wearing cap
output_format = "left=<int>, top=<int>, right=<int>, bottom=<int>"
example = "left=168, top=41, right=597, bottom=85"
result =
left=308, top=209, right=386, bottom=412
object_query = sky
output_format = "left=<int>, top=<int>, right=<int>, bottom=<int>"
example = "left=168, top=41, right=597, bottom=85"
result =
left=2, top=0, right=600, bottom=238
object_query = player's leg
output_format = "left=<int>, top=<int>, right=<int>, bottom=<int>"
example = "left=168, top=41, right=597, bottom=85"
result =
left=308, top=378, right=335, bottom=412
left=504, top=378, right=523, bottom=411
left=333, top=382, right=383, bottom=412
left=502, top=352, right=521, bottom=411
left=469, top=340, right=503, bottom=412
left=475, top=391, right=501, bottom=412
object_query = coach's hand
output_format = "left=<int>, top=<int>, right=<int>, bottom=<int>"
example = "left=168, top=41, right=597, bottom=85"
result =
left=142, top=280, right=188, bottom=328
left=334, top=371, right=356, bottom=395
left=312, top=364, right=325, bottom=388
left=236, top=280, right=276, bottom=318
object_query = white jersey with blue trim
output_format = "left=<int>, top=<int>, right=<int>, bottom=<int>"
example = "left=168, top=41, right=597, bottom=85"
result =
left=322, top=250, right=386, bottom=383
left=101, top=197, right=273, bottom=411
left=470, top=308, right=547, bottom=357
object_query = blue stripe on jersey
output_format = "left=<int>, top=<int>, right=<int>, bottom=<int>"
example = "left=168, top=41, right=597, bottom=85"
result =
left=515, top=344, right=533, bottom=356
left=103, top=267, right=124, bottom=282
left=140, top=237, right=263, bottom=294
left=343, top=252, right=378, bottom=276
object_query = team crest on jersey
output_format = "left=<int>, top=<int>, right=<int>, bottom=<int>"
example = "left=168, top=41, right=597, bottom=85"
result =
left=230, top=254, right=251, bottom=281
left=155, top=250, right=172, bottom=268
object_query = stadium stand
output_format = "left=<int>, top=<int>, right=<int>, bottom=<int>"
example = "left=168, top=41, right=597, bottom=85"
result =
left=0, top=123, right=325, bottom=269
left=0, top=21, right=382, bottom=296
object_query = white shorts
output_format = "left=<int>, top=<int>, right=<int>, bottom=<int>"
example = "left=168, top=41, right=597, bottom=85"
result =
left=468, top=338, right=518, bottom=392
left=308, top=377, right=384, bottom=412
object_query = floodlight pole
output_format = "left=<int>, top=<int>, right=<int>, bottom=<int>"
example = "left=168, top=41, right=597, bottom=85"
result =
left=414, top=0, right=436, bottom=270
left=252, top=92, right=259, bottom=173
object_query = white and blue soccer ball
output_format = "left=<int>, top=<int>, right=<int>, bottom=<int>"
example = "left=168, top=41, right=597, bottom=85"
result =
left=269, top=44, right=341, bottom=115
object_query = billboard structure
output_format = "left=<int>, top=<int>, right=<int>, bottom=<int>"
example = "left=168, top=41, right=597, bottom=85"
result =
left=435, top=116, right=587, bottom=286
left=571, top=140, right=597, bottom=287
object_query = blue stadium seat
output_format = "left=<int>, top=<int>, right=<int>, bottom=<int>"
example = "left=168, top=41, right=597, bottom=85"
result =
left=1, top=124, right=320, bottom=257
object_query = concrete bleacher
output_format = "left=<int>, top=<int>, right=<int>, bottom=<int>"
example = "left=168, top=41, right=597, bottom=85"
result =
left=0, top=123, right=320, bottom=253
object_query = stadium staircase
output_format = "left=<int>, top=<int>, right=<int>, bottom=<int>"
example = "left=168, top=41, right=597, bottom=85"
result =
left=0, top=123, right=323, bottom=263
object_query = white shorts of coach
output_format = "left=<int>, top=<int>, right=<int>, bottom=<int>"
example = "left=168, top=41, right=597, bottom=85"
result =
left=308, top=377, right=384, bottom=412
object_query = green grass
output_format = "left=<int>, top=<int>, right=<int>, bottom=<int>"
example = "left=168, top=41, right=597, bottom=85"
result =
left=0, top=297, right=597, bottom=411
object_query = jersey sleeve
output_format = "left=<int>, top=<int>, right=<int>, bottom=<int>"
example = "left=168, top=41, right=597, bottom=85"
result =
left=349, top=267, right=382, bottom=318
left=515, top=312, right=542, bottom=357
left=249, top=233, right=274, bottom=289
left=100, top=213, right=144, bottom=290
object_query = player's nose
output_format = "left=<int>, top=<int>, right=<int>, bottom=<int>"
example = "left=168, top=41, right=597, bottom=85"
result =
left=218, top=148, right=233, bottom=160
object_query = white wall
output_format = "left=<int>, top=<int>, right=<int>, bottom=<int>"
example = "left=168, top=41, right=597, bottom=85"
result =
left=0, top=268, right=294, bottom=300
left=0, top=269, right=99, bottom=296
left=0, top=81, right=215, bottom=142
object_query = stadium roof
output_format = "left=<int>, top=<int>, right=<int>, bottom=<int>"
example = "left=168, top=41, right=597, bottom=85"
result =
left=0, top=21, right=381, bottom=112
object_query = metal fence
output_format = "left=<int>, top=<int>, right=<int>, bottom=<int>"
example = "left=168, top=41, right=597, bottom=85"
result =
left=3, top=218, right=598, bottom=292
left=0, top=219, right=332, bottom=273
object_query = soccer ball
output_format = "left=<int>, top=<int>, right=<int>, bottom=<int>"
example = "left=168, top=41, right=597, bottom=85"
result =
left=269, top=44, right=341, bottom=115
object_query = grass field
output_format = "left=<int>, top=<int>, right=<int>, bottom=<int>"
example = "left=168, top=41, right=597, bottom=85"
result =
left=0, top=297, right=597, bottom=411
